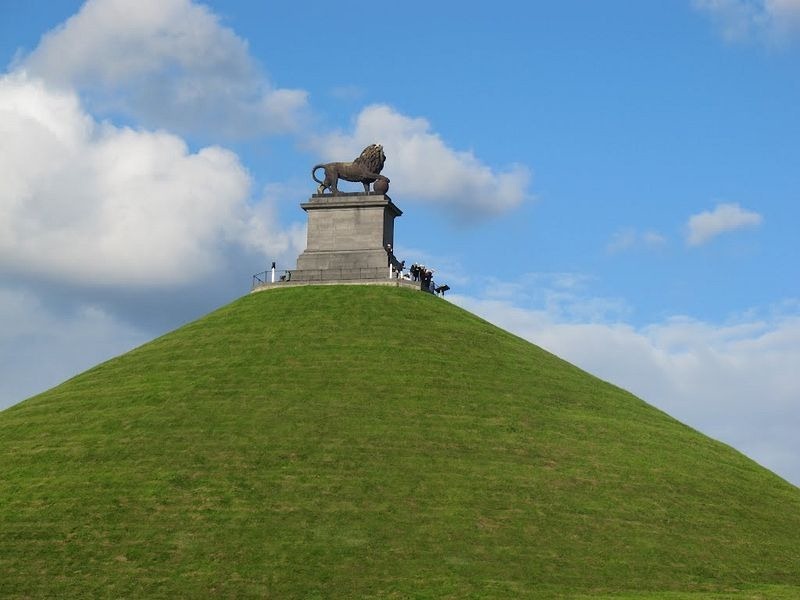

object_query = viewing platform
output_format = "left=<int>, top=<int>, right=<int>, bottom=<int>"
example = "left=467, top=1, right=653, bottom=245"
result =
left=251, top=271, right=424, bottom=293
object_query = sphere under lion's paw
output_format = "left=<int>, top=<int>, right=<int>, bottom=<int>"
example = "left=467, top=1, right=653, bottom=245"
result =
left=373, top=179, right=389, bottom=194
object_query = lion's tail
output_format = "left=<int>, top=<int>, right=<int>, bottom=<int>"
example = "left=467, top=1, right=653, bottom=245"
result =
left=311, top=165, right=325, bottom=185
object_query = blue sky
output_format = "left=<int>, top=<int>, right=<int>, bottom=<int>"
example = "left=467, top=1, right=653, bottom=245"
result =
left=1, top=0, right=798, bottom=484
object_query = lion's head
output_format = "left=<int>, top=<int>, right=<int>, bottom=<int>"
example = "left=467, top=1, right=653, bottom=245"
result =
left=353, top=143, right=386, bottom=176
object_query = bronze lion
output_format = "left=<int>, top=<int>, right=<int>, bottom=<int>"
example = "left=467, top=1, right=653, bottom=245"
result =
left=312, top=143, right=389, bottom=195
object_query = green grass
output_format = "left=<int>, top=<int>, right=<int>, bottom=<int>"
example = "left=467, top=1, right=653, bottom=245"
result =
left=1, top=285, right=799, bottom=598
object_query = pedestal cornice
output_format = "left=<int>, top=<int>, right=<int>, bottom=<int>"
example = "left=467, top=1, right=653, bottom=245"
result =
left=301, top=193, right=402, bottom=217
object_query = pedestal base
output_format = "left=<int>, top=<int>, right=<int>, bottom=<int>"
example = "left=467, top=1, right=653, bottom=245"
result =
left=292, top=193, right=402, bottom=282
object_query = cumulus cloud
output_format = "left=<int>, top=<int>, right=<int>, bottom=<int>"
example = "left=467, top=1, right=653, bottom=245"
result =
left=239, top=183, right=307, bottom=262
left=694, top=0, right=800, bottom=43
left=685, top=202, right=763, bottom=246
left=313, top=104, right=531, bottom=218
left=450, top=287, right=800, bottom=486
left=20, top=0, right=308, bottom=137
left=0, top=72, right=301, bottom=287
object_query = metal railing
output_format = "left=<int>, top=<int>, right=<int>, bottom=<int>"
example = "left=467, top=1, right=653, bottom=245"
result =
left=251, top=265, right=448, bottom=295
left=252, top=266, right=396, bottom=290
left=251, top=269, right=293, bottom=289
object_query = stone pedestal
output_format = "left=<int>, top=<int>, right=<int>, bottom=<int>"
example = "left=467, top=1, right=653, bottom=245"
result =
left=292, top=192, right=402, bottom=282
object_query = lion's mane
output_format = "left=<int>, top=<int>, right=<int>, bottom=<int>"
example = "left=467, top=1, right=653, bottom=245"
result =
left=352, top=144, right=386, bottom=175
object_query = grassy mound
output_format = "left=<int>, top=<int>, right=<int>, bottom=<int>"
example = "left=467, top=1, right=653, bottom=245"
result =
left=1, top=285, right=799, bottom=598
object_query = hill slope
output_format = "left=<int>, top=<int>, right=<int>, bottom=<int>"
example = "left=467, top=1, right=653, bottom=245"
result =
left=1, top=285, right=799, bottom=598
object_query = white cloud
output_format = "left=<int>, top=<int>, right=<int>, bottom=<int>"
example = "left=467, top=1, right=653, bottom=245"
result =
left=449, top=287, right=800, bottom=487
left=313, top=104, right=531, bottom=218
left=21, top=0, right=308, bottom=137
left=694, top=0, right=800, bottom=43
left=240, top=183, right=308, bottom=265
left=685, top=202, right=763, bottom=246
left=0, top=72, right=301, bottom=287
left=0, top=286, right=148, bottom=409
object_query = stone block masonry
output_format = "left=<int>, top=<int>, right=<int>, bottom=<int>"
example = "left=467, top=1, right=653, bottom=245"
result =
left=292, top=193, right=402, bottom=281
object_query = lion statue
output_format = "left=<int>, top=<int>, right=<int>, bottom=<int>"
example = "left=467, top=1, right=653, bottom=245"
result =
left=312, top=143, right=389, bottom=195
